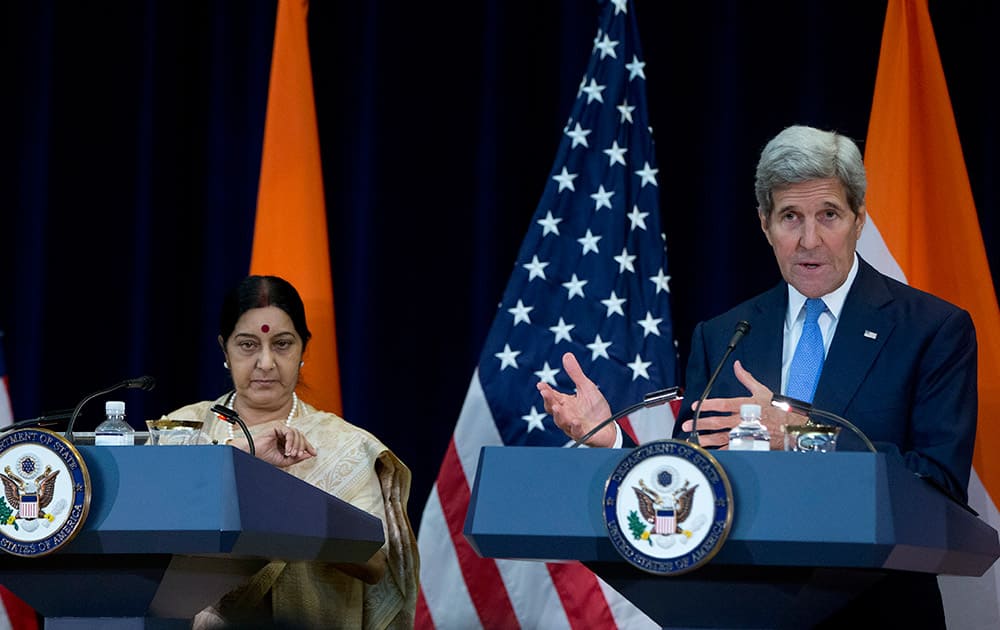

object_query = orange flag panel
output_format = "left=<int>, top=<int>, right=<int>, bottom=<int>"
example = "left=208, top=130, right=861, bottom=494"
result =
left=251, top=0, right=342, bottom=415
left=864, top=0, right=1000, bottom=497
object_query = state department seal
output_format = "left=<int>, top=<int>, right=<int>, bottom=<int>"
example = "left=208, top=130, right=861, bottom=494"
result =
left=604, top=439, right=733, bottom=575
left=0, top=428, right=90, bottom=557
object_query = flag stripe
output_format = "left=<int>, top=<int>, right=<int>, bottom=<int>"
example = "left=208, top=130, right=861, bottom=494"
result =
left=865, top=0, right=1000, bottom=510
left=618, top=416, right=637, bottom=445
left=416, top=488, right=482, bottom=629
left=860, top=1, right=1000, bottom=626
left=0, top=338, right=39, bottom=626
left=627, top=403, right=678, bottom=446
left=250, top=0, right=342, bottom=415
left=0, top=587, right=37, bottom=630
left=547, top=563, right=616, bottom=630
left=496, top=560, right=571, bottom=629
left=415, top=586, right=433, bottom=630
left=437, top=439, right=520, bottom=628
left=0, top=376, right=12, bottom=429
left=0, top=332, right=13, bottom=428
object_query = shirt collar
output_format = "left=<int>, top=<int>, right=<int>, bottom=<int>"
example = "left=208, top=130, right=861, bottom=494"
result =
left=786, top=253, right=859, bottom=325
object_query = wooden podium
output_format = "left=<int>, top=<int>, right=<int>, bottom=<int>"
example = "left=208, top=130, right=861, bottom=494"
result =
left=464, top=446, right=1000, bottom=628
left=0, top=445, right=384, bottom=629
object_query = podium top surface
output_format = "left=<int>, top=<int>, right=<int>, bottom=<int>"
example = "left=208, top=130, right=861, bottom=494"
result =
left=62, top=445, right=384, bottom=563
left=464, top=446, right=1000, bottom=576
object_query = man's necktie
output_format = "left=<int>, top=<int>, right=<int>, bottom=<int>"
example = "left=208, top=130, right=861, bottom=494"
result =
left=786, top=298, right=826, bottom=402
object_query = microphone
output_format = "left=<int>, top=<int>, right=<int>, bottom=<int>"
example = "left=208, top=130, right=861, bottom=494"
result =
left=687, top=320, right=751, bottom=446
left=1, top=409, right=75, bottom=435
left=210, top=403, right=256, bottom=456
left=64, top=376, right=157, bottom=443
left=570, top=386, right=681, bottom=448
left=770, top=394, right=978, bottom=516
left=769, top=394, right=876, bottom=453
left=125, top=375, right=157, bottom=392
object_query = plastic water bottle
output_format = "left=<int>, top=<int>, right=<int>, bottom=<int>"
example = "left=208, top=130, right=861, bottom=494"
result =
left=95, top=400, right=135, bottom=446
left=728, top=403, right=770, bottom=451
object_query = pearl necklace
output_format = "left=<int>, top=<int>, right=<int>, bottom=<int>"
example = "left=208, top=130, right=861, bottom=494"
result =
left=224, top=391, right=299, bottom=440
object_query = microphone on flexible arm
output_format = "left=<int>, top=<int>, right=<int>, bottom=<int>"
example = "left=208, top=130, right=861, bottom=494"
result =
left=570, top=386, right=681, bottom=448
left=1, top=409, right=75, bottom=435
left=770, top=394, right=877, bottom=453
left=64, top=376, right=157, bottom=443
left=770, top=394, right=978, bottom=516
left=687, top=320, right=751, bottom=446
left=210, top=402, right=256, bottom=456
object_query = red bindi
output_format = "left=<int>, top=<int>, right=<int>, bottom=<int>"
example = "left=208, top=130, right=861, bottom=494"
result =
left=261, top=324, right=270, bottom=333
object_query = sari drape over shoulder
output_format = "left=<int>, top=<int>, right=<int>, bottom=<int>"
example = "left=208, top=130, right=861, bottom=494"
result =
left=168, top=396, right=418, bottom=629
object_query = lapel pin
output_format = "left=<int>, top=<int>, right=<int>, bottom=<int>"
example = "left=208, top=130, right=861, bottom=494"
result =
left=864, top=330, right=878, bottom=340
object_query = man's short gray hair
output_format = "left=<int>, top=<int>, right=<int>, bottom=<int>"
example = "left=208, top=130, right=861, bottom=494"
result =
left=754, top=125, right=867, bottom=219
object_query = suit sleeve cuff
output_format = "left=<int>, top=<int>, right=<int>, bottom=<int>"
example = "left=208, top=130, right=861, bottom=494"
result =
left=611, top=423, right=624, bottom=448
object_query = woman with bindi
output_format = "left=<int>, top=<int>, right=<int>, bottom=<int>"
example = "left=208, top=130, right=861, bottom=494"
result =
left=165, top=275, right=418, bottom=629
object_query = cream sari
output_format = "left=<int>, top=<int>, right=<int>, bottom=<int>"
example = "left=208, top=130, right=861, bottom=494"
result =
left=168, top=396, right=418, bottom=629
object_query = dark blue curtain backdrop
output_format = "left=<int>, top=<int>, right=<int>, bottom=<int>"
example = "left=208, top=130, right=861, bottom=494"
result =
left=2, top=1, right=997, bottom=532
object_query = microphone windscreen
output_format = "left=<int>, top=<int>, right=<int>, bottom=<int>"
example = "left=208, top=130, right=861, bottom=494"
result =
left=210, top=404, right=239, bottom=424
left=128, top=376, right=156, bottom=391
left=727, top=320, right=752, bottom=349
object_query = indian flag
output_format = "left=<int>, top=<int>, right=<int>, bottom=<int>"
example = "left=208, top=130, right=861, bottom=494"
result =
left=858, top=1, right=1000, bottom=626
left=250, top=0, right=342, bottom=415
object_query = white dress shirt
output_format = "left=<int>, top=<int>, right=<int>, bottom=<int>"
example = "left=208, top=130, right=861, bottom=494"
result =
left=781, top=254, right=860, bottom=394
left=604, top=254, right=863, bottom=448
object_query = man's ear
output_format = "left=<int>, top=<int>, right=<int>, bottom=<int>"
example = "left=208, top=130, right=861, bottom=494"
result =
left=758, top=209, right=772, bottom=245
left=855, top=204, right=867, bottom=238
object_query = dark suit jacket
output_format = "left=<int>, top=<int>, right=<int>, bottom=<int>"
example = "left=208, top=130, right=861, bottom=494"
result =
left=671, top=257, right=978, bottom=503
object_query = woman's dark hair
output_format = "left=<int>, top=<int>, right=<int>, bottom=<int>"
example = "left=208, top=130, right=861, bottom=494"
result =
left=219, top=275, right=312, bottom=348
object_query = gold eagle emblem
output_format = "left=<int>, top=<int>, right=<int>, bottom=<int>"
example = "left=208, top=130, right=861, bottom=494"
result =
left=1, top=465, right=60, bottom=521
left=632, top=478, right=697, bottom=535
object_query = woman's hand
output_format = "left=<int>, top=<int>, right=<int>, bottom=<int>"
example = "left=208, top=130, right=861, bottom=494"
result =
left=228, top=425, right=317, bottom=467
left=536, top=352, right=615, bottom=447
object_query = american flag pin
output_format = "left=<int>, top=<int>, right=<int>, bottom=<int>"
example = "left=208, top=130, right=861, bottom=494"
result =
left=864, top=330, right=878, bottom=340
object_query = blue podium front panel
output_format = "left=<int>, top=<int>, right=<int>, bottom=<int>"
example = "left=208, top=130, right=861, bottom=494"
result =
left=72, top=445, right=383, bottom=561
left=0, top=444, right=386, bottom=620
left=464, top=446, right=999, bottom=576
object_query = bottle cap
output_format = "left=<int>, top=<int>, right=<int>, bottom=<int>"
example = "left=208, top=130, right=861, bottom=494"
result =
left=740, top=403, right=761, bottom=418
left=105, top=400, right=125, bottom=415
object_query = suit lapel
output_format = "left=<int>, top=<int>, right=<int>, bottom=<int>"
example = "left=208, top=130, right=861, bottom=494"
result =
left=813, top=259, right=896, bottom=415
left=740, top=283, right=787, bottom=393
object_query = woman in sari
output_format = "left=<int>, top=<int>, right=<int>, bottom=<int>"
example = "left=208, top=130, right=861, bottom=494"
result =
left=168, top=275, right=417, bottom=629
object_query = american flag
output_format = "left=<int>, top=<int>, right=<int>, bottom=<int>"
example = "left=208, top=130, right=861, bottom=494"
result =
left=0, top=332, right=41, bottom=629
left=416, top=0, right=678, bottom=628
left=0, top=331, right=13, bottom=428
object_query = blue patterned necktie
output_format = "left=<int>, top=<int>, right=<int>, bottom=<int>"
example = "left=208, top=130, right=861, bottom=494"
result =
left=786, top=298, right=826, bottom=402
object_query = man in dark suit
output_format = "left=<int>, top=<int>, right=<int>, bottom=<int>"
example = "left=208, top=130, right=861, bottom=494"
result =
left=538, top=124, right=977, bottom=628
